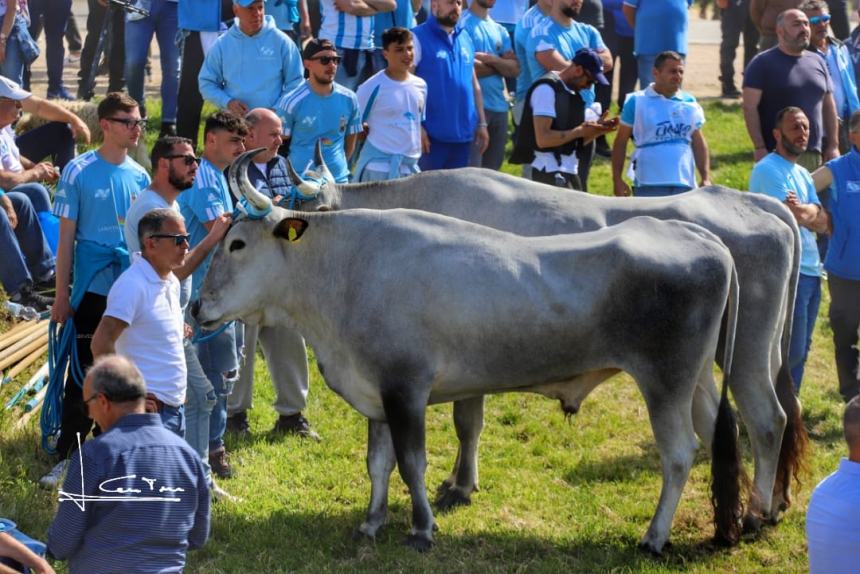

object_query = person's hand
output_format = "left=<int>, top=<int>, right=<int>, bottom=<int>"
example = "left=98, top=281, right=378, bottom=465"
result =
left=475, top=125, right=489, bottom=154
left=824, top=145, right=839, bottom=161
left=70, top=116, right=92, bottom=144
left=360, top=121, right=370, bottom=141
left=334, top=0, right=362, bottom=13
left=184, top=323, right=193, bottom=339
left=614, top=180, right=632, bottom=197
left=207, top=213, right=232, bottom=243
left=1, top=195, right=16, bottom=229
left=784, top=190, right=800, bottom=206
left=753, top=147, right=767, bottom=162
left=0, top=40, right=7, bottom=66
left=300, top=21, right=311, bottom=39
left=51, top=292, right=73, bottom=323
left=226, top=99, right=249, bottom=117
left=30, top=557, right=56, bottom=574
left=474, top=51, right=496, bottom=65
left=34, top=162, right=59, bottom=184
left=421, top=127, right=431, bottom=154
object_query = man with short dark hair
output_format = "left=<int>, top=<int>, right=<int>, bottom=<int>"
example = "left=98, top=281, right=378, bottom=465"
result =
left=612, top=51, right=711, bottom=197
left=41, top=92, right=151, bottom=489
left=749, top=106, right=829, bottom=393
left=178, top=111, right=248, bottom=479
left=47, top=355, right=210, bottom=574
left=806, top=395, right=860, bottom=572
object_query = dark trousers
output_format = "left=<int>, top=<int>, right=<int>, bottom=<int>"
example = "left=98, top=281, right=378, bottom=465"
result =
left=17, top=121, right=76, bottom=171
left=576, top=140, right=595, bottom=192
left=177, top=31, right=205, bottom=150
left=78, top=0, right=125, bottom=98
left=599, top=12, right=637, bottom=112
left=719, top=0, right=758, bottom=91
left=26, top=0, right=72, bottom=93
left=531, top=167, right=583, bottom=191
left=55, top=291, right=105, bottom=459
left=828, top=274, right=860, bottom=402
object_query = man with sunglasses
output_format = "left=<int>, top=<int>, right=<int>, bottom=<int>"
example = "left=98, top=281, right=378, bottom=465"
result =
left=277, top=38, right=362, bottom=182
left=802, top=0, right=858, bottom=154
left=47, top=354, right=210, bottom=574
left=41, top=92, right=151, bottom=489
left=91, top=208, right=190, bottom=437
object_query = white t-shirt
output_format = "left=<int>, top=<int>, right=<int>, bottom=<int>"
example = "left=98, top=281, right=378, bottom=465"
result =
left=0, top=125, right=23, bottom=174
left=529, top=82, right=579, bottom=174
left=105, top=256, right=187, bottom=407
left=356, top=69, right=427, bottom=171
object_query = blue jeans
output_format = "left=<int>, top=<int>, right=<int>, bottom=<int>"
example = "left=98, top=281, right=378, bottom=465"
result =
left=183, top=337, right=215, bottom=481
left=0, top=183, right=54, bottom=296
left=28, top=0, right=72, bottom=93
left=0, top=15, right=28, bottom=86
left=419, top=139, right=472, bottom=171
left=193, top=320, right=238, bottom=452
left=789, top=273, right=822, bottom=393
left=124, top=0, right=179, bottom=122
left=633, top=185, right=693, bottom=197
left=159, top=403, right=186, bottom=438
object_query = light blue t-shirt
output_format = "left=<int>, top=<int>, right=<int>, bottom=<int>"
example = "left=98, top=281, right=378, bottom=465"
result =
left=373, top=0, right=415, bottom=51
left=53, top=151, right=151, bottom=296
left=807, top=459, right=860, bottom=574
left=460, top=10, right=513, bottom=114
left=513, top=4, right=549, bottom=103
left=277, top=81, right=362, bottom=183
left=749, top=152, right=822, bottom=277
left=177, top=158, right=232, bottom=299
left=268, top=0, right=300, bottom=30
left=526, top=18, right=605, bottom=106
left=623, top=0, right=692, bottom=56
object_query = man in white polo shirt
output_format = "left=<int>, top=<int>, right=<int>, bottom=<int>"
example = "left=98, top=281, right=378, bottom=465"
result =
left=91, top=208, right=190, bottom=436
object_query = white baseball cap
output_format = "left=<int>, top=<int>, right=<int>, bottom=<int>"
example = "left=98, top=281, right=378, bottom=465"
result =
left=0, top=76, right=31, bottom=101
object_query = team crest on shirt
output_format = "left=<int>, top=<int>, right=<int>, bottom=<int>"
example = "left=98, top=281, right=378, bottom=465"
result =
left=339, top=116, right=346, bottom=133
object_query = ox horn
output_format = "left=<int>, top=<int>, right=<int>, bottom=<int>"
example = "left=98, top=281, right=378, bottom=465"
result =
left=229, top=147, right=272, bottom=212
left=314, top=139, right=335, bottom=184
left=286, top=157, right=322, bottom=197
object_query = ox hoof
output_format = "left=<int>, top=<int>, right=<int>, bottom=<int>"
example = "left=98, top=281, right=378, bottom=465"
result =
left=353, top=523, right=382, bottom=542
left=404, top=534, right=433, bottom=552
left=435, top=478, right=455, bottom=495
left=435, top=488, right=472, bottom=512
left=742, top=512, right=764, bottom=536
left=638, top=538, right=669, bottom=557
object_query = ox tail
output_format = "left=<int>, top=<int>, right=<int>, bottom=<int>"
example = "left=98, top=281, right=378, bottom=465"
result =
left=774, top=218, right=809, bottom=508
left=710, top=263, right=746, bottom=546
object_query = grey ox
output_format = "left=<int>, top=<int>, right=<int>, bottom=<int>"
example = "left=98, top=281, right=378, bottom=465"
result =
left=195, top=150, right=745, bottom=553
left=281, top=152, right=804, bottom=531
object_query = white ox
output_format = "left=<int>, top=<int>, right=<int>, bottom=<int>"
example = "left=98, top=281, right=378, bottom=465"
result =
left=282, top=155, right=803, bottom=529
left=195, top=150, right=744, bottom=553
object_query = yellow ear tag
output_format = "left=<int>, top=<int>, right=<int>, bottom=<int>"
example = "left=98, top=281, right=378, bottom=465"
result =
left=288, top=226, right=299, bottom=242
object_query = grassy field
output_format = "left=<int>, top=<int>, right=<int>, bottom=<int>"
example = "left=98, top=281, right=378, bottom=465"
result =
left=0, top=99, right=851, bottom=573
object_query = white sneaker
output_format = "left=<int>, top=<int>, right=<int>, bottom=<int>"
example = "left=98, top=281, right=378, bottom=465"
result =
left=39, top=460, right=69, bottom=489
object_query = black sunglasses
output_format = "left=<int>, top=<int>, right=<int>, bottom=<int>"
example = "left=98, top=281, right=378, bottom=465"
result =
left=164, top=154, right=199, bottom=166
left=311, top=55, right=341, bottom=65
left=149, top=233, right=190, bottom=246
left=105, top=117, right=148, bottom=129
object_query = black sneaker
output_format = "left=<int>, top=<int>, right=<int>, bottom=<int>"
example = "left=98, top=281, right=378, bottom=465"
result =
left=272, top=413, right=321, bottom=442
left=721, top=87, right=741, bottom=99
left=160, top=122, right=177, bottom=138
left=11, top=284, right=53, bottom=312
left=226, top=411, right=250, bottom=436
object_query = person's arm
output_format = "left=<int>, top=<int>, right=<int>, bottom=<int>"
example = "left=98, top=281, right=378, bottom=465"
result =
left=742, top=86, right=768, bottom=161
left=811, top=164, right=834, bottom=192
left=333, top=0, right=395, bottom=16
left=472, top=70, right=489, bottom=154
left=749, top=0, right=764, bottom=32
left=533, top=116, right=611, bottom=149
left=0, top=163, right=57, bottom=190
left=198, top=43, right=237, bottom=111
left=0, top=533, right=54, bottom=574
left=622, top=3, right=636, bottom=28
left=535, top=49, right=570, bottom=73
left=691, top=129, right=711, bottom=186
left=173, top=213, right=231, bottom=281
left=20, top=96, right=91, bottom=143
left=475, top=50, right=519, bottom=78
left=0, top=192, right=15, bottom=229
left=785, top=191, right=830, bottom=233
left=51, top=217, right=77, bottom=323
left=611, top=123, right=633, bottom=196
left=0, top=0, right=17, bottom=65
left=91, top=315, right=129, bottom=358
left=822, top=92, right=839, bottom=160
left=345, top=132, right=358, bottom=160
left=298, top=0, right=311, bottom=38
left=596, top=47, right=612, bottom=72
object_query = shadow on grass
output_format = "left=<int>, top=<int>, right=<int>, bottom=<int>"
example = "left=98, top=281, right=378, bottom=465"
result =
left=190, top=503, right=734, bottom=574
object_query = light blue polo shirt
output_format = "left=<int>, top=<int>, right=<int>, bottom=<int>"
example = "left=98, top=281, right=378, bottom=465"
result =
left=53, top=150, right=151, bottom=295
left=623, top=0, right=692, bottom=56
left=749, top=152, right=822, bottom=277
left=513, top=4, right=549, bottom=103
left=276, top=81, right=362, bottom=183
left=460, top=10, right=512, bottom=114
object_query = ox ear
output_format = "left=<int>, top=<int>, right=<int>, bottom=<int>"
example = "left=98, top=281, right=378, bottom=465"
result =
left=273, top=217, right=309, bottom=243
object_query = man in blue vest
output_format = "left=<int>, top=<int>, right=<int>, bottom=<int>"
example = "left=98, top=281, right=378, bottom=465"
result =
left=412, top=0, right=489, bottom=170
left=812, top=108, right=860, bottom=402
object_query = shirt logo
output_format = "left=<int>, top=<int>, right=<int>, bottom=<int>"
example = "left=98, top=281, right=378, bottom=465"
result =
left=436, top=50, right=449, bottom=60
left=846, top=181, right=860, bottom=193
left=94, top=188, right=110, bottom=200
left=404, top=111, right=416, bottom=121
left=301, top=116, right=316, bottom=127
left=260, top=46, right=275, bottom=57
left=207, top=192, right=219, bottom=202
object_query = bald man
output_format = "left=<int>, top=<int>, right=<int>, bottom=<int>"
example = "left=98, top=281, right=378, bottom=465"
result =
left=806, top=395, right=860, bottom=573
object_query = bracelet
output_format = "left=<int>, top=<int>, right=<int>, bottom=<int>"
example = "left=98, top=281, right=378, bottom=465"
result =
left=477, top=122, right=488, bottom=128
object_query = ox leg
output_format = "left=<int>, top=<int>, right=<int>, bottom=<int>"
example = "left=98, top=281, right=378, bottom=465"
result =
left=382, top=388, right=435, bottom=551
left=638, top=379, right=698, bottom=555
left=692, top=371, right=721, bottom=454
left=357, top=419, right=397, bottom=540
left=437, top=396, right=484, bottom=511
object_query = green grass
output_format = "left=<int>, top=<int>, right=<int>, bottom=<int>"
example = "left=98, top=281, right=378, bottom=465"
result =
left=0, top=100, right=848, bottom=572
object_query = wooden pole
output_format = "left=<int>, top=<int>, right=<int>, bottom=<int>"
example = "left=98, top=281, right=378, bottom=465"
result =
left=0, top=320, right=43, bottom=350
left=0, top=319, right=37, bottom=344
left=3, top=346, right=48, bottom=383
left=0, top=323, right=48, bottom=362
left=0, top=334, right=49, bottom=371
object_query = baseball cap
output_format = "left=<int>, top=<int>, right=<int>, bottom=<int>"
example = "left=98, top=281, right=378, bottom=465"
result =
left=0, top=76, right=31, bottom=100
left=302, top=38, right=337, bottom=60
left=233, top=0, right=265, bottom=7
left=572, top=48, right=609, bottom=86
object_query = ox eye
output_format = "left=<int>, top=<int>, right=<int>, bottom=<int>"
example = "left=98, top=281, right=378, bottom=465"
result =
left=229, top=239, right=246, bottom=252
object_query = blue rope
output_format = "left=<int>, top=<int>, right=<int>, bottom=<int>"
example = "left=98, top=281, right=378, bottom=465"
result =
left=283, top=184, right=320, bottom=210
left=191, top=320, right=231, bottom=344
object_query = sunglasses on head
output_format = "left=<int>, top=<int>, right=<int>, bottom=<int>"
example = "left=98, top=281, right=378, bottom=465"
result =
left=809, top=14, right=831, bottom=25
left=164, top=154, right=199, bottom=166
left=149, top=233, right=190, bottom=246
left=311, top=55, right=341, bottom=65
